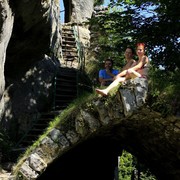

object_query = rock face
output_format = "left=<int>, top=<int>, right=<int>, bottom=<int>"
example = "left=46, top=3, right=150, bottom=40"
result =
left=1, top=56, right=59, bottom=140
left=0, top=0, right=94, bottom=141
left=72, top=0, right=94, bottom=23
left=5, top=0, right=61, bottom=79
left=0, top=0, right=62, bottom=141
left=0, top=0, right=14, bottom=98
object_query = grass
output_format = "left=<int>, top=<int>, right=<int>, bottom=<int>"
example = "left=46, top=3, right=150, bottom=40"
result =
left=12, top=92, right=96, bottom=175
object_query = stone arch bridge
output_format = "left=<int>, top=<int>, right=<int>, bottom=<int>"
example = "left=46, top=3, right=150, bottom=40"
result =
left=12, top=78, right=180, bottom=180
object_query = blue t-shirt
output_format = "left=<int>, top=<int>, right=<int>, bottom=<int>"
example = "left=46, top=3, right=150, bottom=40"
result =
left=99, top=69, right=119, bottom=82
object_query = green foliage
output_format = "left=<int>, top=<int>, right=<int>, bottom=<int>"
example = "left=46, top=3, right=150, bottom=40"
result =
left=140, top=170, right=157, bottom=180
left=89, top=4, right=134, bottom=67
left=89, top=0, right=180, bottom=116
left=148, top=67, right=180, bottom=116
left=90, top=0, right=180, bottom=71
left=119, top=150, right=134, bottom=179
left=119, top=150, right=157, bottom=180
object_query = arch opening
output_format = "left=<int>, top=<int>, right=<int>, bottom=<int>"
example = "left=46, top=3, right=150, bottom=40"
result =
left=36, top=136, right=157, bottom=180
left=60, top=0, right=72, bottom=23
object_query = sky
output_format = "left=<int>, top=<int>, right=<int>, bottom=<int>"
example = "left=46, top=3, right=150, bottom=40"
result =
left=59, top=0, right=110, bottom=23
left=60, top=0, right=65, bottom=22
left=104, top=0, right=110, bottom=6
left=60, top=0, right=155, bottom=22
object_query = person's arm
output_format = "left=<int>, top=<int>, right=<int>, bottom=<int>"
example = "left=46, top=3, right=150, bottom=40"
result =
left=130, top=56, right=148, bottom=71
left=127, top=56, right=149, bottom=77
left=122, top=60, right=135, bottom=71
left=115, top=57, right=148, bottom=78
left=98, top=70, right=104, bottom=83
left=115, top=60, right=136, bottom=78
left=106, top=69, right=117, bottom=78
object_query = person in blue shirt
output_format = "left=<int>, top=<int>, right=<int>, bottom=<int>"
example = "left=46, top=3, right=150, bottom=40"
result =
left=98, top=58, right=119, bottom=87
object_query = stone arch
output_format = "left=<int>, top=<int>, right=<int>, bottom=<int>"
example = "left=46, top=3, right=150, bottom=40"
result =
left=37, top=136, right=122, bottom=180
left=11, top=79, right=180, bottom=180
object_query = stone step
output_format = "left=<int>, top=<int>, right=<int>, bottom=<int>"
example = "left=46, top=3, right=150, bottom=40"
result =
left=62, top=52, right=78, bottom=57
left=62, top=40, right=76, bottom=45
left=62, top=57, right=78, bottom=62
left=62, top=36, right=75, bottom=40
left=62, top=44, right=76, bottom=48
left=62, top=48, right=78, bottom=52
left=13, top=23, right=83, bottom=152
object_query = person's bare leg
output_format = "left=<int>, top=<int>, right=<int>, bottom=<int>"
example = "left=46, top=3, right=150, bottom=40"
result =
left=96, top=77, right=126, bottom=96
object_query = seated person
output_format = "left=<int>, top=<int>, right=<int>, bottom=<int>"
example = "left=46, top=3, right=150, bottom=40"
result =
left=121, top=46, right=136, bottom=71
left=98, top=58, right=119, bottom=86
left=96, top=43, right=149, bottom=96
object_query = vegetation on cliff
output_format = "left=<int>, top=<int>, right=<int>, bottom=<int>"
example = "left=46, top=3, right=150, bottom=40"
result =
left=88, top=0, right=180, bottom=116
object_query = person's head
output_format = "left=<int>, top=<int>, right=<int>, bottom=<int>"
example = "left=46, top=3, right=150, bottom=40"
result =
left=104, top=58, right=113, bottom=70
left=124, top=46, right=135, bottom=60
left=136, top=42, right=146, bottom=56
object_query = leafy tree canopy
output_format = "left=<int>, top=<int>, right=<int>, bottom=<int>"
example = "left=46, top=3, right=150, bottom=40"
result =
left=90, top=0, right=180, bottom=71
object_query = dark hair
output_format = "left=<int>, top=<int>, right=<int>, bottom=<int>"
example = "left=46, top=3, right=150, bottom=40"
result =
left=105, top=58, right=113, bottom=65
left=126, top=46, right=135, bottom=54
